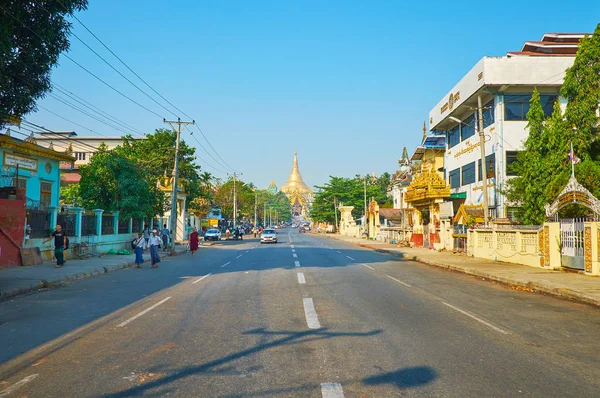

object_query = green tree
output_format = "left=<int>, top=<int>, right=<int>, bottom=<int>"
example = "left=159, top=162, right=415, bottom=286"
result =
left=561, top=24, right=600, bottom=159
left=213, top=177, right=255, bottom=221
left=0, top=1, right=88, bottom=127
left=79, top=144, right=157, bottom=219
left=60, top=183, right=81, bottom=206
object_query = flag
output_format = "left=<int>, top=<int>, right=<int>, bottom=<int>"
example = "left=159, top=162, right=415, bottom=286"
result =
left=569, top=143, right=581, bottom=165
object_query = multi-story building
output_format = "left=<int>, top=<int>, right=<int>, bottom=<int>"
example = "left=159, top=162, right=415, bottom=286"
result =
left=35, top=132, right=145, bottom=184
left=428, top=33, right=587, bottom=220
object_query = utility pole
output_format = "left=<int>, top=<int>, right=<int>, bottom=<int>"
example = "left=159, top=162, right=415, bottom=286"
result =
left=254, top=191, right=258, bottom=234
left=363, top=177, right=368, bottom=235
left=228, top=172, right=242, bottom=228
left=263, top=201, right=266, bottom=227
left=164, top=117, right=194, bottom=255
left=334, top=196, right=339, bottom=233
left=477, top=95, right=489, bottom=226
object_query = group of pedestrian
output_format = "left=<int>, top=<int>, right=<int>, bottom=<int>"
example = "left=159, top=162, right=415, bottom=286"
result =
left=134, top=224, right=163, bottom=268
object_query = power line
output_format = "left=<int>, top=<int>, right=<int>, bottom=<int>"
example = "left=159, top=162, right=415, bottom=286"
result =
left=0, top=5, right=166, bottom=120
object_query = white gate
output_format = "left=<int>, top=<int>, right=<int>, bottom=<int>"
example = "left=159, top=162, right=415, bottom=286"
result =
left=560, top=218, right=585, bottom=270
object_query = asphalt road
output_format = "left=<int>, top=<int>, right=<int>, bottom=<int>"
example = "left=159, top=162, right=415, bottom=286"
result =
left=1, top=229, right=600, bottom=397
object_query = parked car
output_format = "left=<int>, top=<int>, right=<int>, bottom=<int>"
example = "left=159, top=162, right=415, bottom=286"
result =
left=299, top=227, right=306, bottom=233
left=204, top=229, right=222, bottom=241
left=260, top=229, right=278, bottom=244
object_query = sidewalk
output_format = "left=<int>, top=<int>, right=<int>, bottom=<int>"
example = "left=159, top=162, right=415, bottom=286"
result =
left=0, top=245, right=190, bottom=301
left=317, top=233, right=600, bottom=308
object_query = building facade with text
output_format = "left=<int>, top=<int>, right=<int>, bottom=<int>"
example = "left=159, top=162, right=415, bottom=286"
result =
left=428, top=33, right=586, bottom=220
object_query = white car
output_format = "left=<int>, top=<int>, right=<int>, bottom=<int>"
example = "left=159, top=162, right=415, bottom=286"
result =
left=260, top=229, right=278, bottom=244
left=204, top=229, right=222, bottom=241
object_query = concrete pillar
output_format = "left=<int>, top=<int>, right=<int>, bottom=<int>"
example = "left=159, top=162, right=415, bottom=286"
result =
left=113, top=211, right=120, bottom=235
left=73, top=207, right=83, bottom=244
left=128, top=218, right=133, bottom=234
left=544, top=222, right=561, bottom=270
left=48, top=205, right=59, bottom=228
left=584, top=222, right=599, bottom=275
left=94, top=209, right=104, bottom=239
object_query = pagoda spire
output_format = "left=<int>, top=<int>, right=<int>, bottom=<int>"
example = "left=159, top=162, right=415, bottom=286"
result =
left=422, top=121, right=427, bottom=144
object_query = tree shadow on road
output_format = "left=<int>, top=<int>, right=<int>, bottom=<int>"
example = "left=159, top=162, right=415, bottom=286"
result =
left=104, top=327, right=382, bottom=397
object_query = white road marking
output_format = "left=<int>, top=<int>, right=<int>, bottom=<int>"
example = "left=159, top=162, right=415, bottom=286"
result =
left=117, top=297, right=172, bottom=327
left=303, top=298, right=321, bottom=329
left=320, top=382, right=344, bottom=398
left=386, top=275, right=411, bottom=287
left=245, top=250, right=249, bottom=253
left=336, top=251, right=341, bottom=254
left=291, top=245, right=295, bottom=248
left=236, top=254, right=243, bottom=258
left=292, top=249, right=296, bottom=252
left=295, top=261, right=301, bottom=267
left=362, top=263, right=375, bottom=270
left=221, top=261, right=231, bottom=268
left=293, top=253, right=298, bottom=258
left=0, top=374, right=38, bottom=397
left=192, top=273, right=211, bottom=284
left=442, top=302, right=510, bottom=335
left=297, top=272, right=306, bottom=284
left=346, top=255, right=355, bottom=260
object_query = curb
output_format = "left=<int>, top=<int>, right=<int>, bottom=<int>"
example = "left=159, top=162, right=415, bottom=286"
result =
left=319, top=235, right=600, bottom=308
left=0, top=249, right=188, bottom=301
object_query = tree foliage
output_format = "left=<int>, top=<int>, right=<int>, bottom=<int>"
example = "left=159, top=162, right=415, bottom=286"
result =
left=0, top=1, right=88, bottom=127
left=311, top=175, right=391, bottom=224
left=60, top=182, right=81, bottom=206
left=506, top=25, right=600, bottom=223
left=79, top=143, right=157, bottom=219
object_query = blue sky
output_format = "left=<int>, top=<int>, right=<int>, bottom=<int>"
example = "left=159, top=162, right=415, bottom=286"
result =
left=28, top=0, right=599, bottom=189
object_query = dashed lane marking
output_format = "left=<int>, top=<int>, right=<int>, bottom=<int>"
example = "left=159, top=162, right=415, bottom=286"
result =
left=0, top=374, right=39, bottom=397
left=442, top=302, right=510, bottom=335
left=236, top=254, right=243, bottom=259
left=303, top=298, right=321, bottom=329
left=346, top=255, right=355, bottom=261
left=320, top=382, right=344, bottom=398
left=221, top=261, right=231, bottom=268
left=362, top=263, right=375, bottom=270
left=117, top=297, right=172, bottom=327
left=386, top=275, right=412, bottom=288
left=336, top=251, right=341, bottom=254
left=292, top=249, right=296, bottom=252
left=293, top=253, right=298, bottom=258
left=297, top=272, right=306, bottom=284
left=295, top=261, right=301, bottom=267
left=192, top=273, right=211, bottom=284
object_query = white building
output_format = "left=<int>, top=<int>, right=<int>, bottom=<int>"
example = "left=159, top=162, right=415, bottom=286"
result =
left=35, top=132, right=145, bottom=184
left=428, top=33, right=587, bottom=220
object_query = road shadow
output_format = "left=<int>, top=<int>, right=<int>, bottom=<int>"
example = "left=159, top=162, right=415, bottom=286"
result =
left=104, top=327, right=383, bottom=397
left=363, top=365, right=438, bottom=389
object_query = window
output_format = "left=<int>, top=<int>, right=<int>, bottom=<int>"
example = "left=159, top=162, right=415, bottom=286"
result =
left=449, top=168, right=460, bottom=189
left=448, top=125, right=460, bottom=148
left=505, top=94, right=558, bottom=121
left=75, top=152, right=87, bottom=161
left=478, top=153, right=496, bottom=181
left=461, top=113, right=475, bottom=141
left=461, top=162, right=476, bottom=185
left=40, top=182, right=52, bottom=207
left=506, top=151, right=520, bottom=176
left=483, top=99, right=494, bottom=128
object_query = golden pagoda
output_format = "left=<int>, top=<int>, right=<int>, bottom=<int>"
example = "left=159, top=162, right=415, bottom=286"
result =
left=280, top=151, right=313, bottom=217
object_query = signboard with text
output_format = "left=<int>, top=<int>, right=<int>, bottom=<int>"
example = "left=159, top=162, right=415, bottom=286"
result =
left=3, top=153, right=38, bottom=171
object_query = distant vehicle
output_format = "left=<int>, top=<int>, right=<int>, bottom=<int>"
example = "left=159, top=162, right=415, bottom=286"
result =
left=260, top=229, right=278, bottom=244
left=299, top=226, right=306, bottom=233
left=204, top=229, right=222, bottom=241
left=291, top=224, right=298, bottom=228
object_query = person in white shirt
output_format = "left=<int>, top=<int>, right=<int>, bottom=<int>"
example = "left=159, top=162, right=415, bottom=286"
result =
left=148, top=229, right=162, bottom=268
left=133, top=231, right=147, bottom=268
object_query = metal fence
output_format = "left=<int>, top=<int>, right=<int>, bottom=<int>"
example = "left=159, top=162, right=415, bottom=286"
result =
left=101, top=214, right=114, bottom=235
left=118, top=218, right=130, bottom=234
left=57, top=213, right=76, bottom=236
left=27, top=210, right=50, bottom=239
left=82, top=214, right=97, bottom=236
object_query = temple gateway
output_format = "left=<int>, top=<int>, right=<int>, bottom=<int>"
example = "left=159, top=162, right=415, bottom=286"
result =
left=280, top=152, right=313, bottom=217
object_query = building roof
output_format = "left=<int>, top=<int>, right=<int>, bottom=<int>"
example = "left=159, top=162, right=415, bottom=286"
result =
left=379, top=208, right=402, bottom=222
left=507, top=32, right=587, bottom=57
left=0, top=135, right=75, bottom=162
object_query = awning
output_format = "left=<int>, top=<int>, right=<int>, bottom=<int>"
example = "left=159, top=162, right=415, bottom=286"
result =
left=450, top=192, right=467, bottom=199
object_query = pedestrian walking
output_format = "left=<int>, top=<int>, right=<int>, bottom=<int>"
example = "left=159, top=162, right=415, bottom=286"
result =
left=43, top=224, right=67, bottom=268
left=161, top=224, right=169, bottom=251
left=133, top=231, right=147, bottom=268
left=148, top=229, right=162, bottom=268
left=143, top=224, right=150, bottom=244
left=189, top=227, right=199, bottom=256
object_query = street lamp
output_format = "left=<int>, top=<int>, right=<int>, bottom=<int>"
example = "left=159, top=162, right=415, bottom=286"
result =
left=449, top=95, right=489, bottom=226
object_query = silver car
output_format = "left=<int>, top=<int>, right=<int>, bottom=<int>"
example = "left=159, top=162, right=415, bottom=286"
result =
left=260, top=229, right=278, bottom=244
